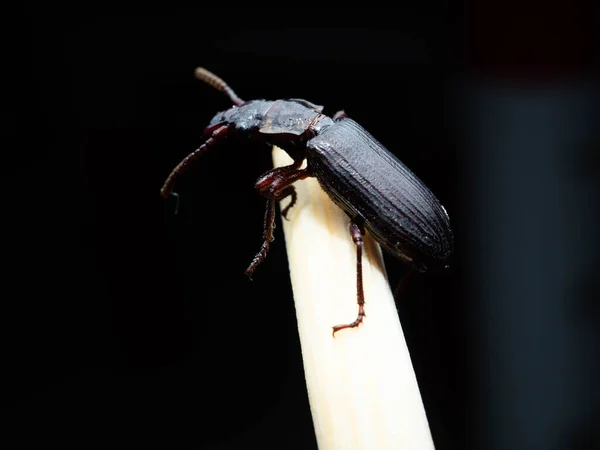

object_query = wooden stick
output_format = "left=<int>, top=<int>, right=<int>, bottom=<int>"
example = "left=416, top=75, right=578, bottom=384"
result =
left=272, top=147, right=435, bottom=450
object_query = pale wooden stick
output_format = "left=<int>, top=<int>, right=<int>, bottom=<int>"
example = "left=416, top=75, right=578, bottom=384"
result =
left=272, top=147, right=435, bottom=450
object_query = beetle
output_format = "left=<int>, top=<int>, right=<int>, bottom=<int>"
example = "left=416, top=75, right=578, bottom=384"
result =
left=161, top=67, right=453, bottom=336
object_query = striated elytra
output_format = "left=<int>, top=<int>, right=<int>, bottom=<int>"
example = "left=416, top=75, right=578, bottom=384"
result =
left=161, top=67, right=453, bottom=335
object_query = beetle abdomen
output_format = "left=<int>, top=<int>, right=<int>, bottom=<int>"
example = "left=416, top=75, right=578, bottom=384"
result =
left=306, top=118, right=452, bottom=270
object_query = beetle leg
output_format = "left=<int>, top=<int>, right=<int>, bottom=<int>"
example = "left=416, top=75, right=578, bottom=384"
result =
left=254, top=159, right=303, bottom=186
left=332, top=221, right=366, bottom=336
left=160, top=124, right=230, bottom=202
left=278, top=186, right=297, bottom=220
left=254, top=160, right=303, bottom=219
left=245, top=166, right=309, bottom=279
left=245, top=196, right=277, bottom=281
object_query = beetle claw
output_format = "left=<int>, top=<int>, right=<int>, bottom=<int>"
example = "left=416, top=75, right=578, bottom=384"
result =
left=281, top=209, right=292, bottom=221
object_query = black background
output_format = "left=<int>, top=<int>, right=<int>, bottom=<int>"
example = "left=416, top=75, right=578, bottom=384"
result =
left=2, top=6, right=598, bottom=450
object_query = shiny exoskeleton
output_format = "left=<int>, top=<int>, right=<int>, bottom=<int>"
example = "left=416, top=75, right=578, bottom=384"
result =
left=161, top=67, right=453, bottom=336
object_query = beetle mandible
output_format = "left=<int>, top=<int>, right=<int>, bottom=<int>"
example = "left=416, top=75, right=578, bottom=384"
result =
left=161, top=67, right=453, bottom=336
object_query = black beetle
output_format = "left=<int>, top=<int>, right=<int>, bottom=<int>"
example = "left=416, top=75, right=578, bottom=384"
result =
left=161, top=67, right=453, bottom=336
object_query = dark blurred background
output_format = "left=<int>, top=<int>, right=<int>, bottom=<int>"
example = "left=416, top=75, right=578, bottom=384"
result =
left=1, top=6, right=598, bottom=450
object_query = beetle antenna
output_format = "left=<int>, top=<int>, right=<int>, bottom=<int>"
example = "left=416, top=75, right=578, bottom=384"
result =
left=194, top=67, right=245, bottom=106
left=160, top=124, right=230, bottom=201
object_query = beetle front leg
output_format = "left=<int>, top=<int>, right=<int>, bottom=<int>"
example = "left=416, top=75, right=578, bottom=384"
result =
left=245, top=195, right=277, bottom=280
left=332, top=221, right=366, bottom=336
left=252, top=159, right=303, bottom=220
left=245, top=165, right=310, bottom=279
